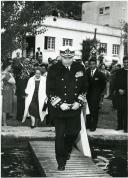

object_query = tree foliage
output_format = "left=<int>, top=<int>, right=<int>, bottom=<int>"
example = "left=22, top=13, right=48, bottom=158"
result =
left=81, top=38, right=105, bottom=63
left=122, top=23, right=128, bottom=55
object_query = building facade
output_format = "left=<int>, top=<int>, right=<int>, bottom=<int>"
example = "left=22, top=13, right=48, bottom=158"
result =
left=82, top=1, right=128, bottom=28
left=13, top=16, right=124, bottom=65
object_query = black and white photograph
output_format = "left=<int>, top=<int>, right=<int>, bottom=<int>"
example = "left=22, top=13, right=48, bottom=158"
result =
left=1, top=0, right=128, bottom=177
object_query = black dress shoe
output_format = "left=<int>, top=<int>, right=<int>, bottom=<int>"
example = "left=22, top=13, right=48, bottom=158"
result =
left=58, top=165, right=65, bottom=171
left=31, top=125, right=36, bottom=129
left=115, top=128, right=122, bottom=131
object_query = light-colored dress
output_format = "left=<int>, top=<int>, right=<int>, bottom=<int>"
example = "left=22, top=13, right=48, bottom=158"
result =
left=2, top=72, right=15, bottom=113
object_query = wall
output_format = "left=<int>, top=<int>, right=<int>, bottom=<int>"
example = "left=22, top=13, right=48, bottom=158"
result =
left=82, top=1, right=127, bottom=28
left=35, top=17, right=123, bottom=64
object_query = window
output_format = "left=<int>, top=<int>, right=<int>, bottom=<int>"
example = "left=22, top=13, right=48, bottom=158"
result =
left=99, top=8, right=104, bottom=15
left=99, top=6, right=110, bottom=15
left=112, top=44, right=120, bottom=55
left=100, top=43, right=107, bottom=53
left=104, top=6, right=110, bottom=15
left=63, top=38, right=73, bottom=46
left=44, top=36, right=55, bottom=50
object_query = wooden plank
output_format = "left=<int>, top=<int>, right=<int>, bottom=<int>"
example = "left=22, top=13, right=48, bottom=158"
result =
left=29, top=141, right=111, bottom=177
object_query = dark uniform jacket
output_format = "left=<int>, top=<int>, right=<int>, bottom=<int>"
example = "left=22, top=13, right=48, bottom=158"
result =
left=46, top=61, right=88, bottom=118
left=86, top=68, right=106, bottom=101
left=114, top=68, right=127, bottom=110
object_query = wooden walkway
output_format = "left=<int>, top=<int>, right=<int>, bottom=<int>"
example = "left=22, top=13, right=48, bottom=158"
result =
left=29, top=141, right=111, bottom=177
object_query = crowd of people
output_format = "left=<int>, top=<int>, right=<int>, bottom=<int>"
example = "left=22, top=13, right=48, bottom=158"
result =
left=1, top=48, right=127, bottom=131
left=1, top=46, right=127, bottom=170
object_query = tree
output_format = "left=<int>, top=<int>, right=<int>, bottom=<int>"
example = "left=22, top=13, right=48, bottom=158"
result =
left=81, top=38, right=105, bottom=64
left=1, top=1, right=55, bottom=62
left=122, top=23, right=128, bottom=56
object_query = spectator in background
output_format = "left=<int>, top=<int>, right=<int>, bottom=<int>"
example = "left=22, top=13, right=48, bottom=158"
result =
left=113, top=56, right=128, bottom=132
left=116, top=64, right=121, bottom=70
left=84, top=61, right=89, bottom=71
left=2, top=63, right=16, bottom=126
left=53, top=58, right=58, bottom=65
left=109, top=64, right=121, bottom=109
left=48, top=57, right=54, bottom=69
left=86, top=58, right=106, bottom=131
left=56, top=56, right=61, bottom=62
left=22, top=67, right=47, bottom=128
left=12, top=57, right=29, bottom=121
left=99, top=63, right=111, bottom=104
left=36, top=47, right=43, bottom=64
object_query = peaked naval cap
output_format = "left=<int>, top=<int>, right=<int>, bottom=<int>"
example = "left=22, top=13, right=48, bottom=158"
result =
left=60, top=47, right=75, bottom=58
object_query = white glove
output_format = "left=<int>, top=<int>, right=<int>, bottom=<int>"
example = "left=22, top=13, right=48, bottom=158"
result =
left=71, top=102, right=80, bottom=110
left=60, top=103, right=70, bottom=111
left=118, top=89, right=125, bottom=95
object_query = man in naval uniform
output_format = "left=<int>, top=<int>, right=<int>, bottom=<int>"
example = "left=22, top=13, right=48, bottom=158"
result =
left=46, top=46, right=88, bottom=171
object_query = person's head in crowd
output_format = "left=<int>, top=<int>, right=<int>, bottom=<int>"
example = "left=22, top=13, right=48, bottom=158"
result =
left=37, top=47, right=40, bottom=52
left=89, top=57, right=97, bottom=70
left=116, top=64, right=121, bottom=70
left=123, top=56, right=128, bottom=70
left=99, top=63, right=106, bottom=70
left=112, top=59, right=118, bottom=65
left=84, top=61, right=89, bottom=70
left=41, top=65, right=47, bottom=74
left=56, top=56, right=61, bottom=62
left=48, top=57, right=53, bottom=68
left=53, top=59, right=58, bottom=65
left=34, top=67, right=42, bottom=79
left=48, top=57, right=53, bottom=64
left=75, top=58, right=82, bottom=64
left=16, top=52, right=20, bottom=58
left=60, top=46, right=75, bottom=67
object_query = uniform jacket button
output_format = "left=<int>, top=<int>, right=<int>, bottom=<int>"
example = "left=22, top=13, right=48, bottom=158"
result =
left=64, top=93, right=67, bottom=95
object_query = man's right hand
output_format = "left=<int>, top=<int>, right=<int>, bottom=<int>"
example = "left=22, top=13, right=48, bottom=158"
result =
left=60, top=103, right=70, bottom=111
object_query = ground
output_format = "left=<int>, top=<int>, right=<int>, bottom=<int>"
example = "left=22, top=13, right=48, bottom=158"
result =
left=5, top=98, right=117, bottom=129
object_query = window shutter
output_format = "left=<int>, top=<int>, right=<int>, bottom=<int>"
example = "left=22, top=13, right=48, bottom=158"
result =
left=44, top=36, right=48, bottom=49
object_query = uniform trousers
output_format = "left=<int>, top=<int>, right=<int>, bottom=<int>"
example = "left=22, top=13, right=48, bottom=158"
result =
left=54, top=115, right=81, bottom=166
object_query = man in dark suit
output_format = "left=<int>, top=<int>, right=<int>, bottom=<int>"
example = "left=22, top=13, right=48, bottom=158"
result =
left=46, top=47, right=88, bottom=171
left=114, top=56, right=128, bottom=132
left=86, top=57, right=106, bottom=131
